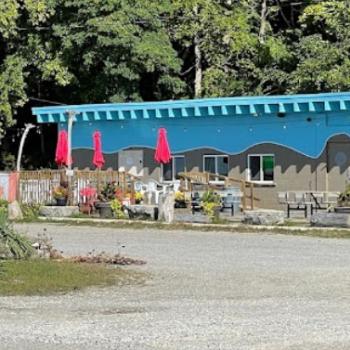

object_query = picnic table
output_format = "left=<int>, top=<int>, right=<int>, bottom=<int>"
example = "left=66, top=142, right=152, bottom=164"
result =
left=278, top=191, right=339, bottom=218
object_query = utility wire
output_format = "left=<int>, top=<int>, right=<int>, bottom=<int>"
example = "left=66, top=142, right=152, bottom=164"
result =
left=29, top=97, right=66, bottom=106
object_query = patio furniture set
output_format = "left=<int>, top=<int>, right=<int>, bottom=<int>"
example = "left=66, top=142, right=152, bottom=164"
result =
left=278, top=191, right=339, bottom=218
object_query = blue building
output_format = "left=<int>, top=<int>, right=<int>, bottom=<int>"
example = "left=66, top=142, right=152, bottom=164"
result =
left=32, top=92, right=350, bottom=208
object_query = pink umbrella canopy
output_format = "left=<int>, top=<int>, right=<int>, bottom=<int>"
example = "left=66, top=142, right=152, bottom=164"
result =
left=154, top=128, right=172, bottom=164
left=92, top=131, right=105, bottom=169
left=55, top=130, right=69, bottom=166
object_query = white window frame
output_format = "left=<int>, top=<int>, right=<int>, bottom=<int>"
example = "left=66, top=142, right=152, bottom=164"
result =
left=161, top=155, right=185, bottom=182
left=203, top=154, right=229, bottom=182
left=247, top=154, right=275, bottom=184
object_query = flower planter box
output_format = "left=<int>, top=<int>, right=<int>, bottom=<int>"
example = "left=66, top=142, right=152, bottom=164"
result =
left=334, top=206, right=350, bottom=214
left=174, top=200, right=187, bottom=209
left=95, top=202, right=113, bottom=218
left=55, top=198, right=67, bottom=206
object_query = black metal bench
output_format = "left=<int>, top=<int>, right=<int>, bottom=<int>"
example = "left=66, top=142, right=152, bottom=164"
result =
left=191, top=192, right=202, bottom=214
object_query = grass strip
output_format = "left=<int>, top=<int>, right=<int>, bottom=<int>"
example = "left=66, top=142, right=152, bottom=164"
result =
left=0, top=259, right=144, bottom=296
left=21, top=217, right=350, bottom=239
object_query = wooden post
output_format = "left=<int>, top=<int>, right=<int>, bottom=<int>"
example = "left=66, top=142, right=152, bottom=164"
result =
left=250, top=182, right=254, bottom=210
left=122, top=171, right=127, bottom=197
left=15, top=171, right=21, bottom=202
left=241, top=181, right=246, bottom=211
left=131, top=177, right=135, bottom=204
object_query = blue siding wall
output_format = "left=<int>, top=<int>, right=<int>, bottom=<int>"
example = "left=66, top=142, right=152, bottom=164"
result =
left=32, top=92, right=350, bottom=158
left=59, top=111, right=350, bottom=158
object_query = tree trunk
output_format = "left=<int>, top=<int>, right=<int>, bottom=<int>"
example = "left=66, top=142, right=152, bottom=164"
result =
left=194, top=5, right=202, bottom=98
left=194, top=34, right=202, bottom=98
left=259, top=0, right=268, bottom=44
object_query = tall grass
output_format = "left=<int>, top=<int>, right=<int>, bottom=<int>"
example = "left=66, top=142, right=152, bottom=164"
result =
left=0, top=212, right=33, bottom=259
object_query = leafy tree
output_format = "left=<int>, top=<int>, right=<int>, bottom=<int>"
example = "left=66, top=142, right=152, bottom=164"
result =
left=289, top=0, right=350, bottom=92
left=170, top=0, right=259, bottom=97
left=2, top=0, right=350, bottom=169
left=51, top=0, right=184, bottom=103
left=0, top=0, right=71, bottom=140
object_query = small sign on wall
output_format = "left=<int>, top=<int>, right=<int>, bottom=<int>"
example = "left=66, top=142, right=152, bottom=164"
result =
left=118, top=150, right=144, bottom=176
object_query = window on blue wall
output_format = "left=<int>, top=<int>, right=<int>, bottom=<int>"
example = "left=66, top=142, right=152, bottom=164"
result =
left=162, top=156, right=185, bottom=181
left=203, top=155, right=229, bottom=180
left=248, top=154, right=275, bottom=183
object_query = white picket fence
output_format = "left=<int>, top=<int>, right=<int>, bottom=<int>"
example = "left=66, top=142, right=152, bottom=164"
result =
left=19, top=170, right=128, bottom=205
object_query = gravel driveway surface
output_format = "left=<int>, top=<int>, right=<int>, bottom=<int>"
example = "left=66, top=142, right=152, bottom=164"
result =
left=1, top=223, right=350, bottom=349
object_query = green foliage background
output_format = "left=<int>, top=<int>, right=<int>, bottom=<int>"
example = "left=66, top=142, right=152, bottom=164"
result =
left=0, top=0, right=349, bottom=139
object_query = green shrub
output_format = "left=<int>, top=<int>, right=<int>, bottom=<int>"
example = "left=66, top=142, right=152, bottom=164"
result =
left=201, top=191, right=221, bottom=220
left=202, top=201, right=220, bottom=218
left=201, top=191, right=221, bottom=204
left=338, top=184, right=350, bottom=207
left=99, top=182, right=118, bottom=202
left=110, top=199, right=126, bottom=219
left=0, top=199, right=8, bottom=217
left=0, top=212, right=33, bottom=259
left=20, top=204, right=40, bottom=220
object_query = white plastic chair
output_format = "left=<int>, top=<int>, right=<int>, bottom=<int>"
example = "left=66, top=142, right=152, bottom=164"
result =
left=146, top=180, right=163, bottom=204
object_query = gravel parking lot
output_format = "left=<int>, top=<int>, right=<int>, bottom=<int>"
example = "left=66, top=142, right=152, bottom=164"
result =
left=1, top=223, right=350, bottom=349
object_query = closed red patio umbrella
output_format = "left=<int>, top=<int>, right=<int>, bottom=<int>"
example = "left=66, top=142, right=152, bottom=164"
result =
left=55, top=130, right=69, bottom=166
left=154, top=128, right=171, bottom=164
left=92, top=131, right=105, bottom=169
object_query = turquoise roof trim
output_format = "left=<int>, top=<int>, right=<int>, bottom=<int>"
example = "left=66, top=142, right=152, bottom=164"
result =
left=32, top=92, right=350, bottom=123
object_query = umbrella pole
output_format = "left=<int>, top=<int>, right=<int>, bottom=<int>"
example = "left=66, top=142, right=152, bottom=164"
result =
left=97, top=168, right=100, bottom=195
left=67, top=111, right=76, bottom=205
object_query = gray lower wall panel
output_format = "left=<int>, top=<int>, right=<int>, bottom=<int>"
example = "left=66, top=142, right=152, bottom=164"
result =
left=71, top=135, right=349, bottom=209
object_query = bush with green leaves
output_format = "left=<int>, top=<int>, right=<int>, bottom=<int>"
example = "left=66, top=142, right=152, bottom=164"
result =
left=0, top=212, right=33, bottom=259
left=98, top=182, right=118, bottom=202
left=0, top=199, right=8, bottom=217
left=201, top=191, right=221, bottom=205
left=20, top=204, right=40, bottom=220
left=110, top=199, right=126, bottom=219
left=338, top=185, right=350, bottom=207
left=201, top=191, right=221, bottom=219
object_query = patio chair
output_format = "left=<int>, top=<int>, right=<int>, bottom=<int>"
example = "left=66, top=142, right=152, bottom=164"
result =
left=145, top=180, right=168, bottom=204
left=322, top=192, right=339, bottom=207
left=221, top=194, right=235, bottom=216
left=191, top=192, right=202, bottom=214
left=277, top=192, right=287, bottom=204
left=134, top=181, right=147, bottom=193
left=309, top=192, right=325, bottom=214
left=221, top=188, right=242, bottom=216
left=286, top=191, right=307, bottom=218
left=172, top=182, right=181, bottom=192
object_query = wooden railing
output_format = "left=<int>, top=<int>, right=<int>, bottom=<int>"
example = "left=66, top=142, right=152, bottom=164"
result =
left=178, top=171, right=259, bottom=210
left=18, top=169, right=135, bottom=205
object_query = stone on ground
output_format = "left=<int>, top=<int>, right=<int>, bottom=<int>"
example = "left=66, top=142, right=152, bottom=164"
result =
left=311, top=212, right=350, bottom=228
left=158, top=192, right=175, bottom=223
left=39, top=206, right=79, bottom=218
left=243, top=209, right=285, bottom=225
left=7, top=200, right=23, bottom=220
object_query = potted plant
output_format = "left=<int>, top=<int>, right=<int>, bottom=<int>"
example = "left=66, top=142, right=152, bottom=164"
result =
left=95, top=182, right=118, bottom=218
left=174, top=191, right=187, bottom=208
left=201, top=190, right=221, bottom=222
left=335, top=185, right=350, bottom=213
left=110, top=198, right=126, bottom=219
left=52, top=185, right=68, bottom=206
left=135, top=192, right=143, bottom=205
left=79, top=186, right=97, bottom=215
